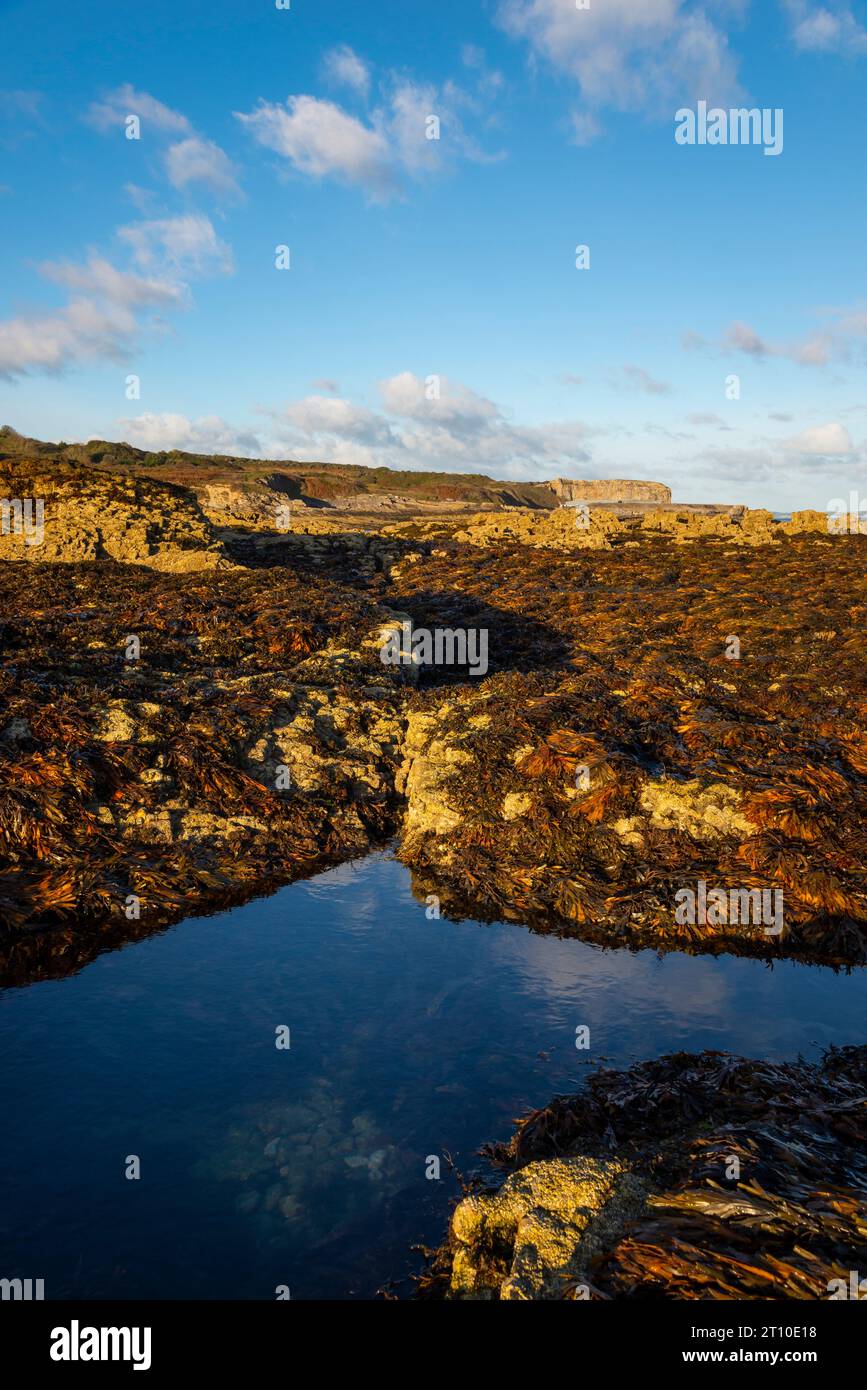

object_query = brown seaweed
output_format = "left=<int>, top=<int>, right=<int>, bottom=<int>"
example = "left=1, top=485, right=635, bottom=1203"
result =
left=418, top=1047, right=867, bottom=1300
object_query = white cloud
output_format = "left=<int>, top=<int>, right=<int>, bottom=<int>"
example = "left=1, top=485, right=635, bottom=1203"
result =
left=322, top=45, right=372, bottom=100
left=281, top=395, right=395, bottom=446
left=782, top=1, right=867, bottom=53
left=85, top=83, right=192, bottom=135
left=236, top=68, right=502, bottom=199
left=236, top=95, right=395, bottom=197
left=87, top=85, right=239, bottom=201
left=498, top=0, right=742, bottom=138
left=379, top=371, right=501, bottom=426
left=165, top=136, right=241, bottom=197
left=0, top=305, right=128, bottom=377
left=116, top=412, right=262, bottom=455
left=783, top=422, right=854, bottom=455
left=265, top=371, right=596, bottom=477
left=118, top=214, right=234, bottom=276
left=0, top=259, right=181, bottom=379
left=4, top=83, right=238, bottom=382
left=0, top=219, right=231, bottom=379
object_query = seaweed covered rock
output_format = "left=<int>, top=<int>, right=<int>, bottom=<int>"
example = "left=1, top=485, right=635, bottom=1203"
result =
left=393, top=536, right=867, bottom=962
left=0, top=562, right=408, bottom=955
left=423, top=1047, right=867, bottom=1300
left=2, top=447, right=866, bottom=974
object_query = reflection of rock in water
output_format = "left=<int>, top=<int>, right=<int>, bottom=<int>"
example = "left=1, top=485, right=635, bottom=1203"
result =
left=194, top=1082, right=403, bottom=1237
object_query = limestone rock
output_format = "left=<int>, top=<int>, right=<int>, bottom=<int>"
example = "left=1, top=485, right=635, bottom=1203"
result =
left=638, top=507, right=781, bottom=545
left=633, top=777, right=757, bottom=842
left=0, top=455, right=229, bottom=571
left=448, top=1156, right=646, bottom=1300
left=783, top=509, right=858, bottom=536
left=548, top=477, right=671, bottom=504
left=450, top=507, right=623, bottom=551
left=502, top=792, right=533, bottom=821
left=398, top=709, right=467, bottom=842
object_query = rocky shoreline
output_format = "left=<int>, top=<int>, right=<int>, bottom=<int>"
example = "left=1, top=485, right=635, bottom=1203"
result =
left=2, top=444, right=866, bottom=1299
left=2, top=448, right=866, bottom=974
left=418, top=1046, right=867, bottom=1300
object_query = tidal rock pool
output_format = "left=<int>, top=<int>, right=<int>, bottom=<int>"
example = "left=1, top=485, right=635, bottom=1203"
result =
left=1, top=851, right=865, bottom=1300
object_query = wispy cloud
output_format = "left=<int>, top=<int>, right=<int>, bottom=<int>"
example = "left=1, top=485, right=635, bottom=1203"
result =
left=118, top=214, right=234, bottom=276
left=687, top=411, right=731, bottom=429
left=322, top=45, right=372, bottom=101
left=782, top=0, right=867, bottom=54
left=0, top=89, right=46, bottom=148
left=85, top=83, right=192, bottom=136
left=686, top=306, right=867, bottom=367
left=116, top=371, right=599, bottom=477
left=86, top=84, right=240, bottom=198
left=236, top=53, right=504, bottom=201
left=621, top=363, right=672, bottom=395
left=0, top=216, right=231, bottom=379
left=0, top=259, right=181, bottom=379
left=498, top=0, right=743, bottom=141
left=0, top=89, right=44, bottom=122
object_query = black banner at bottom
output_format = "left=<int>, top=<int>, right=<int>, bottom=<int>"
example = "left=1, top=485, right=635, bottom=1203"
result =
left=1, top=1298, right=861, bottom=1376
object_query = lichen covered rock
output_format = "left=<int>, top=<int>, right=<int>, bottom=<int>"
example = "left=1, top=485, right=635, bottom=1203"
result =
left=448, top=1156, right=646, bottom=1299
left=0, top=455, right=228, bottom=571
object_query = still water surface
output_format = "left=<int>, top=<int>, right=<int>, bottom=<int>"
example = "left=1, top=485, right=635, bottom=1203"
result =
left=1, top=851, right=865, bottom=1299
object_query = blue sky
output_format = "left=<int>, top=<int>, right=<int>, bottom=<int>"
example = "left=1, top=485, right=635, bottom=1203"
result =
left=1, top=0, right=865, bottom=508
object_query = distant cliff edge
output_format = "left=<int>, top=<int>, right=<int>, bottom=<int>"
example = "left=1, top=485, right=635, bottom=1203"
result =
left=548, top=478, right=672, bottom=505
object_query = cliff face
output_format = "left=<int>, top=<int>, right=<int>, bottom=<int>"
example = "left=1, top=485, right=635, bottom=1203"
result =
left=548, top=478, right=672, bottom=504
left=2, top=426, right=677, bottom=513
